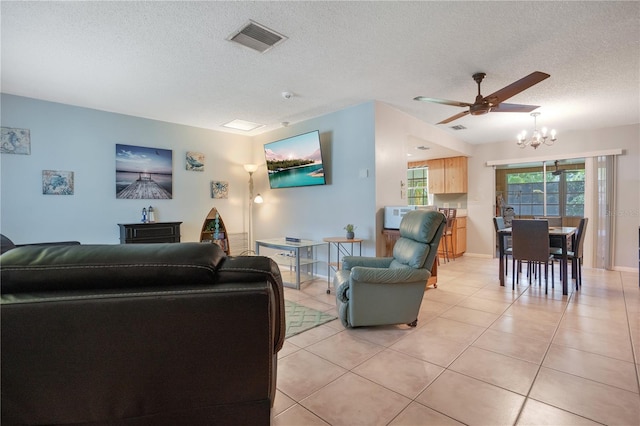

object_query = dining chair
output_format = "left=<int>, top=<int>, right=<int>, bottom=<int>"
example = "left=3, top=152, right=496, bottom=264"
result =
left=534, top=216, right=562, bottom=227
left=551, top=217, right=588, bottom=290
left=535, top=216, right=564, bottom=249
left=438, top=208, right=457, bottom=262
left=511, top=219, right=555, bottom=293
left=493, top=217, right=511, bottom=277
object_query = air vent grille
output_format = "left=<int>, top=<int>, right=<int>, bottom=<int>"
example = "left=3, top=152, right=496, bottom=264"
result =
left=228, top=21, right=287, bottom=53
left=450, top=125, right=467, bottom=130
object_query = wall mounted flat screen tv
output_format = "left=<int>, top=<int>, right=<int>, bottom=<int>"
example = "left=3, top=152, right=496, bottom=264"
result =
left=263, top=130, right=326, bottom=189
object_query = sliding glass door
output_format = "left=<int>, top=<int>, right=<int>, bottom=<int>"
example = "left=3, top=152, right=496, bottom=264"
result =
left=496, top=160, right=585, bottom=220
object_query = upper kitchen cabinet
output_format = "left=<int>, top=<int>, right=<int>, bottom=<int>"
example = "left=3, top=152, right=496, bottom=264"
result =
left=427, top=156, right=468, bottom=194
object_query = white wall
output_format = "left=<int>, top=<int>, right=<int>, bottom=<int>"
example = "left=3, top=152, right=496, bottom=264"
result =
left=1, top=94, right=253, bottom=244
left=3, top=94, right=637, bottom=269
left=250, top=102, right=378, bottom=258
left=467, top=123, right=640, bottom=269
left=373, top=101, right=471, bottom=254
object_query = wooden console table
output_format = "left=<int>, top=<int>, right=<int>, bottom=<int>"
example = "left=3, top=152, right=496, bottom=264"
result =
left=118, top=222, right=182, bottom=244
left=382, top=229, right=438, bottom=288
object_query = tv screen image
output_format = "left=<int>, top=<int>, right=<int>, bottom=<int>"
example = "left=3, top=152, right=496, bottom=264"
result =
left=263, top=130, right=326, bottom=189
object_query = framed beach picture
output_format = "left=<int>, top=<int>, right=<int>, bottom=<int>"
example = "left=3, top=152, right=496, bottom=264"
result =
left=186, top=151, right=204, bottom=171
left=1, top=127, right=31, bottom=155
left=210, top=181, right=229, bottom=198
left=42, top=170, right=74, bottom=195
left=116, top=144, right=173, bottom=199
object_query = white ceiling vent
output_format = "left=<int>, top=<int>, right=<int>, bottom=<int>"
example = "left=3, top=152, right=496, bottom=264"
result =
left=450, top=125, right=467, bottom=130
left=228, top=20, right=287, bottom=53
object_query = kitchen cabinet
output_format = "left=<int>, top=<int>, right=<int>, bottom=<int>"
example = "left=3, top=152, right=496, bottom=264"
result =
left=426, top=156, right=468, bottom=194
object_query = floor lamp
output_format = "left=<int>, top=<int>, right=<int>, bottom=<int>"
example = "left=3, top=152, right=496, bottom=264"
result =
left=244, top=164, right=262, bottom=254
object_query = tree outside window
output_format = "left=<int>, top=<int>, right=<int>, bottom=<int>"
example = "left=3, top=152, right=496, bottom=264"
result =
left=506, top=168, right=584, bottom=217
left=407, top=167, right=429, bottom=205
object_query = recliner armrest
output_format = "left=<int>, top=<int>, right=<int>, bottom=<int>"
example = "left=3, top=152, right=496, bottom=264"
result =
left=342, top=256, right=393, bottom=270
left=350, top=266, right=430, bottom=284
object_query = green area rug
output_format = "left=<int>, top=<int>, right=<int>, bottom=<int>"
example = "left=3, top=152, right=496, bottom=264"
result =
left=285, top=300, right=337, bottom=338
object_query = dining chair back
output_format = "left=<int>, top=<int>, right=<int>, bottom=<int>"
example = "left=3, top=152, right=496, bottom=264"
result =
left=552, top=217, right=588, bottom=289
left=573, top=217, right=588, bottom=259
left=493, top=217, right=511, bottom=276
left=535, top=216, right=563, bottom=248
left=438, top=208, right=457, bottom=262
left=511, top=219, right=554, bottom=293
left=534, top=216, right=562, bottom=227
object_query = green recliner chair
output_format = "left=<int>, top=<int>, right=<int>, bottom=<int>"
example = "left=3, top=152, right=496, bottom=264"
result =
left=334, top=210, right=446, bottom=328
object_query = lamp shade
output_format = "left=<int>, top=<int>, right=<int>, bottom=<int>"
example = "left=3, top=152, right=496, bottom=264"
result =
left=243, top=164, right=258, bottom=173
left=254, top=194, right=264, bottom=204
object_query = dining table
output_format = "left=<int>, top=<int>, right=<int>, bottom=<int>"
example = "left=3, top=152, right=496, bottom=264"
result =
left=497, top=226, right=577, bottom=295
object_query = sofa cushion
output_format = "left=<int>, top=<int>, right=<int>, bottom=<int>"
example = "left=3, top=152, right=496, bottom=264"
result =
left=1, top=242, right=226, bottom=294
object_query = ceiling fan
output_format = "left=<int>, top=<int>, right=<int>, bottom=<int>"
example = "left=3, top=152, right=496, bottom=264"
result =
left=551, top=160, right=564, bottom=176
left=414, top=71, right=550, bottom=124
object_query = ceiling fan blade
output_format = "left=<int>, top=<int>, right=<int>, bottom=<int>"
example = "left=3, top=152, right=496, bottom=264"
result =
left=414, top=96, right=472, bottom=108
left=485, top=71, right=550, bottom=104
left=491, top=103, right=540, bottom=113
left=437, top=110, right=470, bottom=124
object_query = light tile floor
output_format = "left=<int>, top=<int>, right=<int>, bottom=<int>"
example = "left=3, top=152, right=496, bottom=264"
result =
left=272, top=257, right=640, bottom=426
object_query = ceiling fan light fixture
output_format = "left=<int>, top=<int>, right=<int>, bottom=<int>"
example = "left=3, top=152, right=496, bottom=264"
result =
left=517, top=112, right=557, bottom=149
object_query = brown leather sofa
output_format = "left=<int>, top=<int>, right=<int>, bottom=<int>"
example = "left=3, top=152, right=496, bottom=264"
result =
left=1, top=242, right=284, bottom=425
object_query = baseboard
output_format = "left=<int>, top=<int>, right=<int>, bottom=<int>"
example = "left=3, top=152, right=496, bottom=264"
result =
left=460, top=252, right=493, bottom=259
left=612, top=265, right=640, bottom=273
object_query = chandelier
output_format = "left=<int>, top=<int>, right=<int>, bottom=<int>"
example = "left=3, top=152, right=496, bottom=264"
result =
left=517, top=112, right=557, bottom=149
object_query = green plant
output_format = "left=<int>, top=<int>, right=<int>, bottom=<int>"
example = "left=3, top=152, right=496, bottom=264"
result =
left=344, top=224, right=356, bottom=232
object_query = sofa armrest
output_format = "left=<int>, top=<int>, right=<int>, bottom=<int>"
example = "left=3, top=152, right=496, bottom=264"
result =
left=216, top=255, right=285, bottom=353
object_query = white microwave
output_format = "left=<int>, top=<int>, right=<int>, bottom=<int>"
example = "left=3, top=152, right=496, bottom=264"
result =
left=384, top=205, right=437, bottom=229
left=384, top=206, right=416, bottom=229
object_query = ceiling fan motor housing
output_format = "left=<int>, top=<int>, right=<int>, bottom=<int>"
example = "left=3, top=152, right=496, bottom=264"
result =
left=470, top=103, right=492, bottom=115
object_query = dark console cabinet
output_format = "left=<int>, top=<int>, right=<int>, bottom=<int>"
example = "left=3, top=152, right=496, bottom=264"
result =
left=118, top=222, right=182, bottom=244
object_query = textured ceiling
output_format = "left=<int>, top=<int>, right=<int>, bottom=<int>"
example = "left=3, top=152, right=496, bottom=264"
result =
left=1, top=1, right=639, bottom=159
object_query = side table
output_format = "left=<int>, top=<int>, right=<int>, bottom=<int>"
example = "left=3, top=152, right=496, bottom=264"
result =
left=323, top=237, right=363, bottom=294
left=255, top=238, right=326, bottom=290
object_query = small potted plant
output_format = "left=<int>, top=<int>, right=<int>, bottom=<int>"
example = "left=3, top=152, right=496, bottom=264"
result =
left=344, top=224, right=356, bottom=239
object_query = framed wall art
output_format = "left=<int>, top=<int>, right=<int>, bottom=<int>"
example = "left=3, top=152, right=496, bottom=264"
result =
left=42, top=170, right=74, bottom=195
left=210, top=181, right=229, bottom=199
left=186, top=151, right=204, bottom=171
left=116, top=144, right=173, bottom=199
left=1, top=127, right=31, bottom=155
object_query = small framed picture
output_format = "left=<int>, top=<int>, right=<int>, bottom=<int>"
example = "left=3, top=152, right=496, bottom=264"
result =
left=42, top=170, right=74, bottom=195
left=211, top=181, right=229, bottom=198
left=186, top=151, right=204, bottom=171
left=1, top=127, right=31, bottom=155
